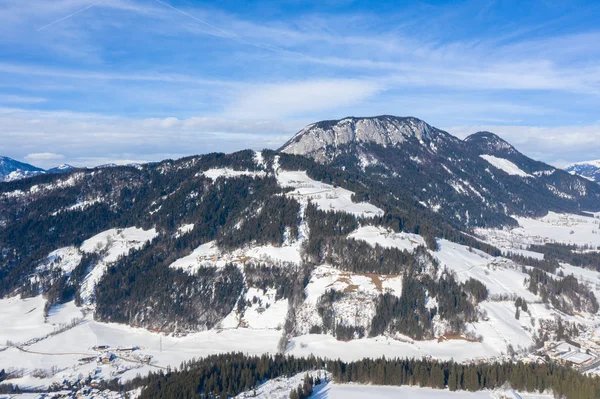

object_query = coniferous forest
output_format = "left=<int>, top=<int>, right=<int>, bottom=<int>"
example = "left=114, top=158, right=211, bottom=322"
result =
left=101, top=353, right=600, bottom=399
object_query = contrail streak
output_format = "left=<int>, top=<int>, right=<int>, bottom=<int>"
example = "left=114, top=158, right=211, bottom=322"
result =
left=153, top=0, right=309, bottom=59
left=37, top=0, right=106, bottom=32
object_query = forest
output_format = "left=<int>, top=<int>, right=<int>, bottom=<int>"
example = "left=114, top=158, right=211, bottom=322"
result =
left=92, top=352, right=600, bottom=399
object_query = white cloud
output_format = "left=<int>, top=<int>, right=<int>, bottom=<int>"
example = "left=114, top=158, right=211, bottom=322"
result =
left=227, top=79, right=382, bottom=119
left=24, top=152, right=65, bottom=161
left=0, top=108, right=301, bottom=167
left=2, top=107, right=598, bottom=169
left=24, top=152, right=65, bottom=168
left=0, top=94, right=46, bottom=104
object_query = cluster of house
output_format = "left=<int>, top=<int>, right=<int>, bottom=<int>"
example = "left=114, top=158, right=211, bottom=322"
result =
left=92, top=345, right=152, bottom=365
left=544, top=340, right=600, bottom=370
left=34, top=387, right=127, bottom=398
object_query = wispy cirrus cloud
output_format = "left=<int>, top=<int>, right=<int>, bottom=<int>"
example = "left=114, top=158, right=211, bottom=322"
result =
left=0, top=0, right=599, bottom=166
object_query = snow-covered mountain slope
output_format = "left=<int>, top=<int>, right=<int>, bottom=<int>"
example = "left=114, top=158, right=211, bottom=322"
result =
left=280, top=116, right=600, bottom=227
left=0, top=156, right=45, bottom=182
left=566, top=160, right=600, bottom=183
left=2, top=126, right=600, bottom=392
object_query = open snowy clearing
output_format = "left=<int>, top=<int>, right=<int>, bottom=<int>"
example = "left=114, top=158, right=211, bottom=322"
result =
left=304, top=265, right=403, bottom=304
left=36, top=246, right=82, bottom=274
left=480, top=155, right=531, bottom=177
left=433, top=239, right=537, bottom=302
left=348, top=225, right=425, bottom=252
left=277, top=170, right=384, bottom=217
left=201, top=168, right=267, bottom=180
left=476, top=211, right=600, bottom=253
left=0, top=295, right=55, bottom=344
left=311, top=383, right=551, bottom=399
left=0, top=299, right=281, bottom=389
left=79, top=227, right=158, bottom=304
left=220, top=287, right=288, bottom=330
left=169, top=239, right=303, bottom=274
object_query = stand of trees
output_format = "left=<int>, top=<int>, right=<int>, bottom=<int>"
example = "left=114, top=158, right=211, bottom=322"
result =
left=528, top=243, right=600, bottom=271
left=371, top=272, right=485, bottom=340
left=102, top=352, right=600, bottom=399
left=526, top=268, right=599, bottom=314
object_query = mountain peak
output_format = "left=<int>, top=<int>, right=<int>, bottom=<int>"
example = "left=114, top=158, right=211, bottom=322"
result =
left=565, top=160, right=600, bottom=182
left=47, top=164, right=75, bottom=174
left=280, top=115, right=444, bottom=162
left=0, top=156, right=45, bottom=182
left=464, top=131, right=517, bottom=156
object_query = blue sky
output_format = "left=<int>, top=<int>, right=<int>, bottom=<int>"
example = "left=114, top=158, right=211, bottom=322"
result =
left=0, top=0, right=599, bottom=168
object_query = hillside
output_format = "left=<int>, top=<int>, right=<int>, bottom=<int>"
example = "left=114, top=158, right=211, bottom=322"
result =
left=1, top=116, right=600, bottom=394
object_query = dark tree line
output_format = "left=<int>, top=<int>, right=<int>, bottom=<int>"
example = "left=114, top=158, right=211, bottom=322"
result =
left=101, top=352, right=600, bottom=399
left=528, top=243, right=600, bottom=271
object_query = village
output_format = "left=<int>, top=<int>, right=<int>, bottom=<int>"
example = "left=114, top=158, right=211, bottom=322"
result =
left=541, top=336, right=600, bottom=372
left=14, top=345, right=156, bottom=399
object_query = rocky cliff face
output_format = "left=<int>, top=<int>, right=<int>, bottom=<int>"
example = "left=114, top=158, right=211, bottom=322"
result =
left=280, top=116, right=453, bottom=162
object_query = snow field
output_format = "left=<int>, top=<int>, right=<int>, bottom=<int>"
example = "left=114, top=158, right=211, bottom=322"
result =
left=36, top=246, right=82, bottom=274
left=477, top=211, right=600, bottom=252
left=0, top=301, right=282, bottom=389
left=0, top=296, right=55, bottom=344
left=312, top=383, right=552, bottom=399
left=479, top=155, right=531, bottom=177
left=348, top=225, right=425, bottom=252
left=433, top=239, right=537, bottom=302
left=169, top=240, right=303, bottom=274
left=79, top=227, right=158, bottom=305
left=201, top=168, right=266, bottom=180
left=220, top=287, right=288, bottom=330
left=277, top=170, right=384, bottom=217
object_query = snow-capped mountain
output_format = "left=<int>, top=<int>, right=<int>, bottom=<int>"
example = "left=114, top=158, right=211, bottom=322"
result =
left=2, top=117, right=600, bottom=393
left=280, top=116, right=444, bottom=162
left=0, top=158, right=77, bottom=182
left=281, top=115, right=600, bottom=227
left=47, top=164, right=75, bottom=174
left=566, top=160, right=600, bottom=183
left=0, top=156, right=45, bottom=182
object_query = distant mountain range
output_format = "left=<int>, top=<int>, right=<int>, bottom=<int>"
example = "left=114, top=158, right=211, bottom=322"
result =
left=566, top=160, right=600, bottom=183
left=0, top=156, right=74, bottom=182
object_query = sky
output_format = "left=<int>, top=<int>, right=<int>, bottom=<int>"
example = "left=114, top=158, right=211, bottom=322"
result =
left=1, top=0, right=600, bottom=168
